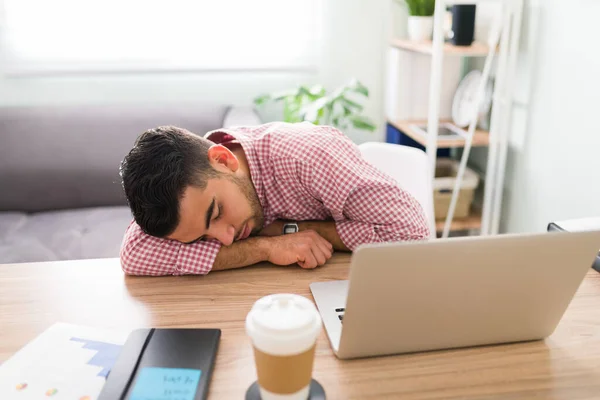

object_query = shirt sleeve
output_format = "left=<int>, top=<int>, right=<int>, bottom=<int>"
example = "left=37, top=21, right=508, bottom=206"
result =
left=119, top=221, right=222, bottom=276
left=305, top=127, right=430, bottom=250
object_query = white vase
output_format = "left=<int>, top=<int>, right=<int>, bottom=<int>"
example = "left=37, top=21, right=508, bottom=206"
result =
left=407, top=16, right=434, bottom=41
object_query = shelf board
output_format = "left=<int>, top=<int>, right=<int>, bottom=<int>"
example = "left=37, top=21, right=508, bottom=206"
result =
left=390, top=38, right=493, bottom=57
left=388, top=119, right=489, bottom=148
left=436, top=209, right=482, bottom=232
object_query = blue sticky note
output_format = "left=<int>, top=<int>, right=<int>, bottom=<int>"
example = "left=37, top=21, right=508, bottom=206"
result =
left=128, top=367, right=202, bottom=400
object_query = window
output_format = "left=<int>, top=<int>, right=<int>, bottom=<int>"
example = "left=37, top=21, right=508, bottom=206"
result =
left=1, top=0, right=321, bottom=74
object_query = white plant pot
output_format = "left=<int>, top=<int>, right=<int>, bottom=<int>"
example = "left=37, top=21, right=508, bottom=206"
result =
left=407, top=16, right=434, bottom=41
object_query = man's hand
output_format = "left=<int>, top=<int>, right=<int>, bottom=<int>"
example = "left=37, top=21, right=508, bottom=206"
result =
left=266, top=230, right=333, bottom=269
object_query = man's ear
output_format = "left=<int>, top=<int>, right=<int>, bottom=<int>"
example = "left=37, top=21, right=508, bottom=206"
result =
left=207, top=144, right=239, bottom=172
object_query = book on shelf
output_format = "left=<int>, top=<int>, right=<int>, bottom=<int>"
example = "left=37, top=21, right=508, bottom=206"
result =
left=408, top=122, right=468, bottom=142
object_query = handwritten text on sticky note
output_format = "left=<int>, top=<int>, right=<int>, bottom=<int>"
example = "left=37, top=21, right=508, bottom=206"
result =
left=128, top=367, right=201, bottom=400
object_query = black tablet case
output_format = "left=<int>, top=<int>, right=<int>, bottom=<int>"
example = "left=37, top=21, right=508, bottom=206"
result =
left=98, top=328, right=221, bottom=400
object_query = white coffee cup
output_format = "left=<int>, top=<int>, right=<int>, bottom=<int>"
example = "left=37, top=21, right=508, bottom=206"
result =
left=246, top=294, right=322, bottom=400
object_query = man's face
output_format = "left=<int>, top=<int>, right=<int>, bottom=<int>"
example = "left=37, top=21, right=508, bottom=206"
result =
left=168, top=174, right=264, bottom=245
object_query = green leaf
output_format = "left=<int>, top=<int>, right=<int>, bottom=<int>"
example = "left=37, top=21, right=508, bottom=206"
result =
left=405, top=0, right=435, bottom=16
left=315, top=107, right=325, bottom=125
left=348, top=115, right=377, bottom=132
left=404, top=0, right=417, bottom=15
left=309, top=84, right=326, bottom=97
left=283, top=98, right=303, bottom=123
left=329, top=86, right=345, bottom=102
left=345, top=79, right=369, bottom=97
left=340, top=97, right=364, bottom=112
left=254, top=94, right=271, bottom=106
left=300, top=96, right=330, bottom=122
left=350, top=85, right=369, bottom=97
left=271, top=88, right=299, bottom=102
left=298, top=86, right=312, bottom=97
left=253, top=78, right=373, bottom=129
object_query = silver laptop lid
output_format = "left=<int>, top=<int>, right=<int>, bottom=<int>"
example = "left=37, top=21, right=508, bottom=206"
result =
left=336, top=231, right=600, bottom=359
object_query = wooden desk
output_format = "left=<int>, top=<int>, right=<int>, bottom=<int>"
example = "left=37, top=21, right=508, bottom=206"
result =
left=1, top=255, right=600, bottom=399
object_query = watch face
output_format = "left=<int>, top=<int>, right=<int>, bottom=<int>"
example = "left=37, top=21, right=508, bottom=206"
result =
left=283, top=224, right=298, bottom=234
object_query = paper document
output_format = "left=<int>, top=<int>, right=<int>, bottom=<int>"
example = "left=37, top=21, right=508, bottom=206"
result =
left=0, top=323, right=128, bottom=400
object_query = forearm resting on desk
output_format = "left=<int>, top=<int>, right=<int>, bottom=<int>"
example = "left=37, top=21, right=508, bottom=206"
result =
left=213, top=230, right=334, bottom=271
left=212, top=237, right=270, bottom=271
left=258, top=220, right=350, bottom=252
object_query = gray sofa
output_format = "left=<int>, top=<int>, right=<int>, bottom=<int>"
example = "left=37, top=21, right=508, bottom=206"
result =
left=0, top=103, right=229, bottom=263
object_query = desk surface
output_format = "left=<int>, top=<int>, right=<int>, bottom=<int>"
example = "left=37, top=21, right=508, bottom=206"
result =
left=1, top=255, right=600, bottom=399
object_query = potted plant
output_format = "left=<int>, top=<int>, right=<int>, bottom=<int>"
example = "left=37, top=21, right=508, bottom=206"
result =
left=254, top=79, right=376, bottom=133
left=400, top=0, right=436, bottom=41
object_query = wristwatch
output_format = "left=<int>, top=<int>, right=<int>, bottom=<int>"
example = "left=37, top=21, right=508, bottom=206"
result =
left=283, top=222, right=299, bottom=235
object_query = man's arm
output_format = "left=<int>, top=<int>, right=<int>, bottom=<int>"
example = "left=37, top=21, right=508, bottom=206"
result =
left=258, top=220, right=350, bottom=252
left=215, top=229, right=333, bottom=270
left=334, top=184, right=430, bottom=250
left=211, top=237, right=270, bottom=271
left=121, top=221, right=333, bottom=275
left=120, top=221, right=222, bottom=276
left=305, top=126, right=430, bottom=250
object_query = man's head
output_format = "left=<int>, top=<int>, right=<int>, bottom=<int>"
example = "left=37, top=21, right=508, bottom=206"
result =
left=120, top=126, right=263, bottom=246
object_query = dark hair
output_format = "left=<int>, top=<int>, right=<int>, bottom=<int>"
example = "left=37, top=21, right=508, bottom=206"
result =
left=120, top=125, right=221, bottom=237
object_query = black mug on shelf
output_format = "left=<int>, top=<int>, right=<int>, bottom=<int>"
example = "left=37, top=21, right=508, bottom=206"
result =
left=450, top=5, right=477, bottom=46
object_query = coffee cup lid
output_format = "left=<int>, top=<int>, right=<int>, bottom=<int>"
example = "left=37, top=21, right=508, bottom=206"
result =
left=246, top=294, right=322, bottom=354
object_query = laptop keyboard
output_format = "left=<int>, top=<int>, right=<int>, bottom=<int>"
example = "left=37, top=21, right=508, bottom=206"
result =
left=335, top=307, right=345, bottom=322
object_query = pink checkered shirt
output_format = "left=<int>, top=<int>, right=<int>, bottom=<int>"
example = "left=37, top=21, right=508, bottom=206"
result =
left=120, top=122, right=430, bottom=275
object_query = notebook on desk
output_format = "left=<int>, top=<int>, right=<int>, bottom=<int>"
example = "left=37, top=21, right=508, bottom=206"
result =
left=99, top=328, right=221, bottom=400
left=548, top=217, right=600, bottom=272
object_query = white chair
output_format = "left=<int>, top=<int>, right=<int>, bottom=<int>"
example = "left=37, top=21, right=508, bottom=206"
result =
left=358, top=142, right=436, bottom=238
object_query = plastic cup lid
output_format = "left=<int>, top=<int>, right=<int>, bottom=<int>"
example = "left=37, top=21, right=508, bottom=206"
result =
left=246, top=294, right=321, bottom=339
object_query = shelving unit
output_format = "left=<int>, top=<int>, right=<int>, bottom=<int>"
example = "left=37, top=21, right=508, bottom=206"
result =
left=435, top=209, right=482, bottom=233
left=386, top=0, right=523, bottom=237
left=390, top=38, right=493, bottom=57
left=387, top=119, right=490, bottom=148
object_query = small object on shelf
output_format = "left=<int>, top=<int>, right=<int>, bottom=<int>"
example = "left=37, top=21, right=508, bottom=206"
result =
left=434, top=158, right=480, bottom=220
left=385, top=123, right=451, bottom=158
left=408, top=16, right=434, bottom=41
left=409, top=122, right=467, bottom=141
left=401, top=0, right=435, bottom=41
left=387, top=119, right=490, bottom=148
left=452, top=70, right=493, bottom=129
left=450, top=5, right=477, bottom=46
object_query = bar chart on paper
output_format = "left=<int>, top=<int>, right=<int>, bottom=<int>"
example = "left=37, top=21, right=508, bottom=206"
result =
left=0, top=323, right=128, bottom=400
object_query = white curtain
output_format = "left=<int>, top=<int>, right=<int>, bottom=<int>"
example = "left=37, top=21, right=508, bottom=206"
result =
left=1, top=0, right=321, bottom=74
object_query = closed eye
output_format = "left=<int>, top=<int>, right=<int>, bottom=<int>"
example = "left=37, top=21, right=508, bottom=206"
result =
left=184, top=204, right=221, bottom=244
left=199, top=204, right=222, bottom=241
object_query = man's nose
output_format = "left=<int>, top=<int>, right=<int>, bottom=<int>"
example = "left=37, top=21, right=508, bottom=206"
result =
left=212, top=223, right=236, bottom=246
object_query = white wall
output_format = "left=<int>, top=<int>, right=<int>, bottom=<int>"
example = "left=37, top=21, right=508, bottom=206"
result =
left=0, top=0, right=392, bottom=143
left=499, top=0, right=600, bottom=232
left=5, top=1, right=596, bottom=233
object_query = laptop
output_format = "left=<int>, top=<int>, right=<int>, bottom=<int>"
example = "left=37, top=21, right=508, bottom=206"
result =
left=310, top=230, right=600, bottom=359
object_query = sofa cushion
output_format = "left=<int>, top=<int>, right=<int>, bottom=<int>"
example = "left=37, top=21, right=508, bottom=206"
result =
left=0, top=206, right=132, bottom=263
left=0, top=103, right=228, bottom=212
